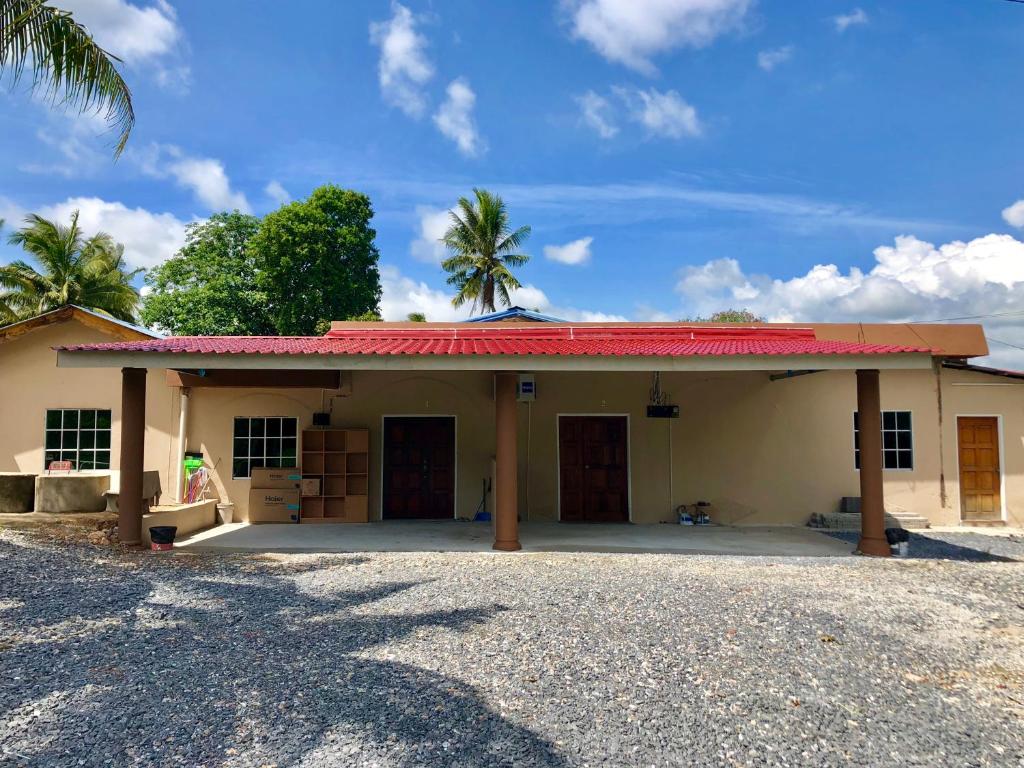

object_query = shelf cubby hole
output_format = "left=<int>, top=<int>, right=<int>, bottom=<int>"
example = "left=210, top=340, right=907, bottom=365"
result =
left=324, top=476, right=346, bottom=497
left=324, top=453, right=346, bottom=475
left=302, top=452, right=324, bottom=475
left=346, top=453, right=368, bottom=474
left=345, top=430, right=369, bottom=452
left=324, top=498, right=347, bottom=518
left=325, top=431, right=346, bottom=452
left=346, top=474, right=368, bottom=496
left=302, top=430, right=324, bottom=452
left=301, top=497, right=324, bottom=518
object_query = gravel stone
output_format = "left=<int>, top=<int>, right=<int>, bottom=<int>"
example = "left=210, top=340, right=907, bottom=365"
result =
left=1, top=529, right=1022, bottom=767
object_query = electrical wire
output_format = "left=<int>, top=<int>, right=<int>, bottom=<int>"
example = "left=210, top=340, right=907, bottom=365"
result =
left=909, top=309, right=1024, bottom=323
left=986, top=335, right=1024, bottom=351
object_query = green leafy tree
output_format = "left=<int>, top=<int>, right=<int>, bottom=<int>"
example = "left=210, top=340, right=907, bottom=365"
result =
left=0, top=211, right=140, bottom=321
left=441, top=188, right=530, bottom=315
left=140, top=212, right=272, bottom=335
left=406, top=312, right=426, bottom=322
left=682, top=309, right=765, bottom=323
left=251, top=185, right=382, bottom=335
left=347, top=311, right=382, bottom=321
left=1, top=0, right=134, bottom=156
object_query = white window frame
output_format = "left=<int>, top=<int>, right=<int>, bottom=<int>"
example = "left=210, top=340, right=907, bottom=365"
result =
left=232, top=416, right=299, bottom=479
left=43, top=408, right=112, bottom=471
left=853, top=409, right=914, bottom=472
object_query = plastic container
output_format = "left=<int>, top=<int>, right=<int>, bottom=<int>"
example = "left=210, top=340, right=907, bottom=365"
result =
left=216, top=502, right=234, bottom=524
left=149, top=525, right=177, bottom=551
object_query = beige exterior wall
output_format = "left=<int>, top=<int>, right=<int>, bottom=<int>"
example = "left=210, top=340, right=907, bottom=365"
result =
left=179, top=366, right=1021, bottom=527
left=184, top=372, right=496, bottom=521
left=940, top=368, right=1024, bottom=527
left=0, top=320, right=177, bottom=502
left=6, top=328, right=1022, bottom=528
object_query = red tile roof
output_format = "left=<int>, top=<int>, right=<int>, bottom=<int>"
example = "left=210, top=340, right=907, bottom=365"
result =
left=57, top=326, right=932, bottom=357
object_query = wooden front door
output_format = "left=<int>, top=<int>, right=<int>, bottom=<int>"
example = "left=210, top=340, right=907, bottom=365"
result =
left=958, top=416, right=1002, bottom=521
left=559, top=416, right=629, bottom=522
left=383, top=417, right=455, bottom=519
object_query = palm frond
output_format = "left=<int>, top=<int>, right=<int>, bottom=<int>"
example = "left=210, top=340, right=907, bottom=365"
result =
left=3, top=211, right=139, bottom=321
left=1, top=0, right=135, bottom=156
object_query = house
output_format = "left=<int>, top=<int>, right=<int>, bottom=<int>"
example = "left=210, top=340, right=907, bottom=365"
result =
left=0, top=306, right=177, bottom=499
left=48, top=318, right=1021, bottom=556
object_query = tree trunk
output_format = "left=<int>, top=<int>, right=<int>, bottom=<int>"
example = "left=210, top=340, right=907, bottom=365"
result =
left=483, top=276, right=495, bottom=313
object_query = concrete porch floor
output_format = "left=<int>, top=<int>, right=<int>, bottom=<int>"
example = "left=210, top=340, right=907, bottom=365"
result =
left=176, top=520, right=855, bottom=557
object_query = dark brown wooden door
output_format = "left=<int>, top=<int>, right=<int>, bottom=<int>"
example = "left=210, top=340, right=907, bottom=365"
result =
left=383, top=417, right=455, bottom=519
left=958, top=417, right=1002, bottom=521
left=559, top=416, right=629, bottom=522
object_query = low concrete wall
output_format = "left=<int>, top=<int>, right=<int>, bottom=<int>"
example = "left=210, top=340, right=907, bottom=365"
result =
left=0, top=473, right=36, bottom=513
left=104, top=470, right=163, bottom=512
left=34, top=472, right=111, bottom=513
left=141, top=500, right=217, bottom=546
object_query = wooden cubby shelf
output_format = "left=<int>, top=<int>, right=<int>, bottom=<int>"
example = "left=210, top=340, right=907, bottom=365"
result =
left=300, top=428, right=369, bottom=523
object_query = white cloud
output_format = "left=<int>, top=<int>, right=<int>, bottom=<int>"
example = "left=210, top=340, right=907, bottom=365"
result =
left=576, top=90, right=619, bottom=139
left=167, top=156, right=249, bottom=213
left=59, top=0, right=188, bottom=90
left=379, top=265, right=624, bottom=322
left=369, top=2, right=434, bottom=118
left=264, top=180, right=291, bottom=207
left=1002, top=199, right=1024, bottom=229
left=34, top=196, right=189, bottom=270
left=410, top=206, right=451, bottom=263
left=614, top=86, right=702, bottom=139
left=505, top=284, right=627, bottom=321
left=757, top=45, right=793, bottom=72
left=380, top=265, right=468, bottom=321
left=544, top=236, right=594, bottom=265
left=674, top=232, right=1024, bottom=367
left=565, top=0, right=753, bottom=75
left=131, top=143, right=250, bottom=213
left=60, top=0, right=181, bottom=59
left=433, top=78, right=484, bottom=156
left=834, top=8, right=868, bottom=32
left=18, top=110, right=109, bottom=177
left=353, top=177, right=943, bottom=234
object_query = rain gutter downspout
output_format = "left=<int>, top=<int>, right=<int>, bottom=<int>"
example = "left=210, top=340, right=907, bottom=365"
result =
left=175, top=387, right=191, bottom=502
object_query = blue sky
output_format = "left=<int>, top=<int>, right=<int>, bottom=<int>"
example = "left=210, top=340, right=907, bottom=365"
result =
left=3, top=1, right=1024, bottom=363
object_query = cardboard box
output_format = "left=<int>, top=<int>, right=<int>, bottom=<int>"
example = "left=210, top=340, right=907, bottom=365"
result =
left=300, top=478, right=320, bottom=497
left=250, top=467, right=301, bottom=489
left=249, top=488, right=301, bottom=523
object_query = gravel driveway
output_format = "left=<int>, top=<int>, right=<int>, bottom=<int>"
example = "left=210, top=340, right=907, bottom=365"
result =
left=1, top=530, right=1022, bottom=767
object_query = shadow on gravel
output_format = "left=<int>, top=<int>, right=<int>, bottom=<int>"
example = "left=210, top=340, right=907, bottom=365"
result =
left=0, top=538, right=568, bottom=767
left=824, top=531, right=1022, bottom=562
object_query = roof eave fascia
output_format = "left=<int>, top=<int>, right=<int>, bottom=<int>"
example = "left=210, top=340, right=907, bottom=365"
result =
left=56, top=350, right=937, bottom=372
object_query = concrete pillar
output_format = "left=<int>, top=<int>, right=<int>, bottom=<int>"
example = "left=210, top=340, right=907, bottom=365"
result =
left=493, top=373, right=521, bottom=551
left=119, top=367, right=147, bottom=546
left=856, top=369, right=890, bottom=557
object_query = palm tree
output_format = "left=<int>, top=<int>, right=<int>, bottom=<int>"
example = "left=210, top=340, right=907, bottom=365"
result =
left=1, top=0, right=134, bottom=156
left=1, top=211, right=141, bottom=321
left=441, top=188, right=530, bottom=314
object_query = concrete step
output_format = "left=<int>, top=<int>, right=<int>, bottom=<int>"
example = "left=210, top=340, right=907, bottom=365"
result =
left=809, top=511, right=930, bottom=530
left=885, top=511, right=932, bottom=530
